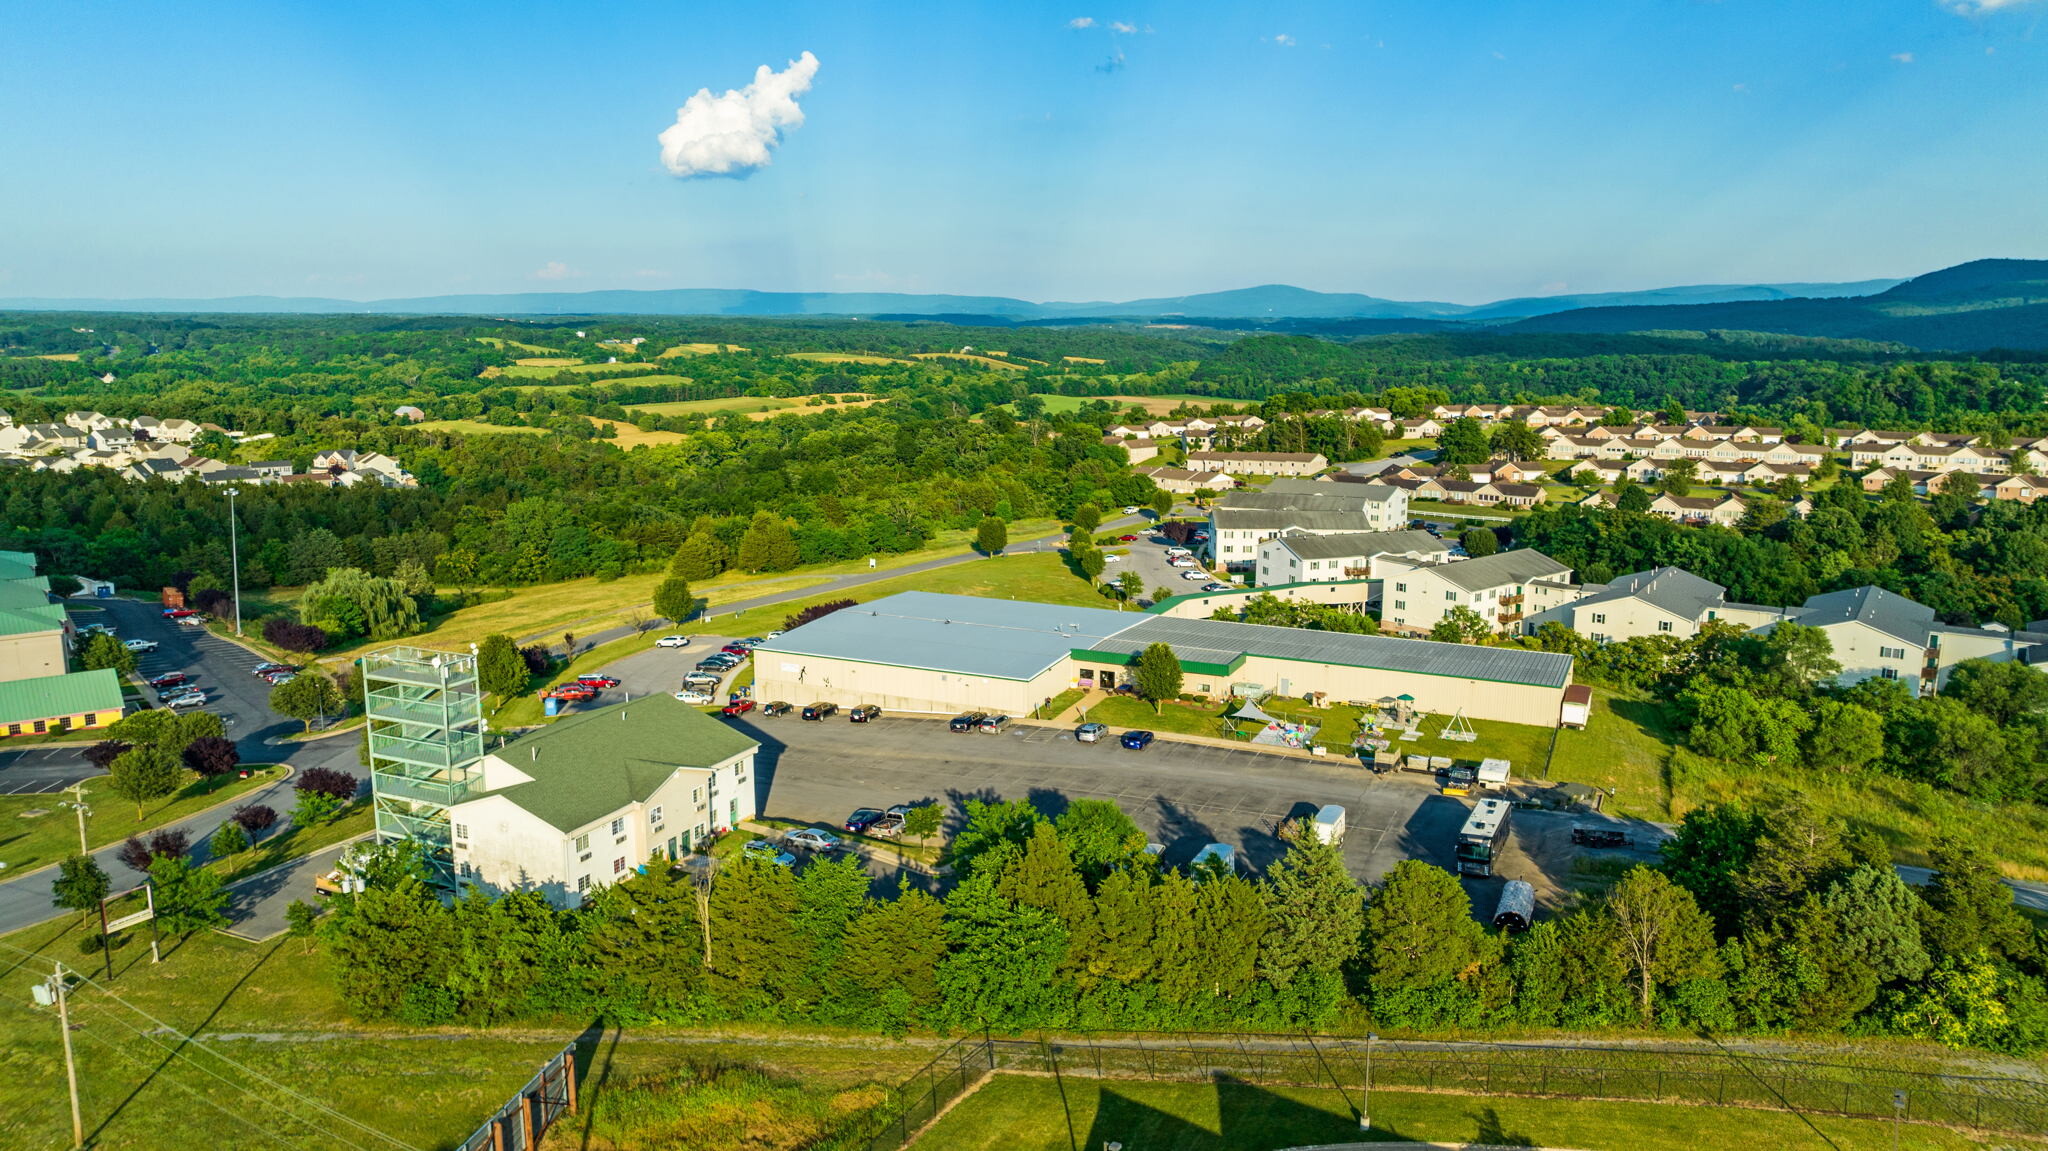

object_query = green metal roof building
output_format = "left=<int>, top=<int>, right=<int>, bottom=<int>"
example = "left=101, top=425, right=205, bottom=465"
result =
left=0, top=668, right=125, bottom=738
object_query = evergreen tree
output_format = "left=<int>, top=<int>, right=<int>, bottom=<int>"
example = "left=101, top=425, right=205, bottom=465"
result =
left=937, top=872, right=1070, bottom=1029
left=326, top=876, right=457, bottom=1020
left=1823, top=866, right=1930, bottom=985
left=794, top=854, right=871, bottom=1007
left=476, top=633, right=529, bottom=698
left=1364, top=861, right=1490, bottom=1023
left=448, top=889, right=581, bottom=1024
left=998, top=823, right=1099, bottom=979
left=948, top=798, right=1042, bottom=878
left=580, top=861, right=703, bottom=1022
left=831, top=882, right=947, bottom=1033
left=1734, top=794, right=1850, bottom=933
left=708, top=855, right=803, bottom=1007
left=1085, top=868, right=1158, bottom=987
left=1920, top=837, right=2031, bottom=961
left=1659, top=802, right=1762, bottom=935
left=669, top=529, right=728, bottom=580
left=975, top=515, right=1008, bottom=556
left=736, top=510, right=801, bottom=573
left=1460, top=527, right=1498, bottom=557
left=1256, top=825, right=1364, bottom=987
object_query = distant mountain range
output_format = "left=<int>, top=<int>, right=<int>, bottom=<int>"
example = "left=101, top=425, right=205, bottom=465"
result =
left=6, top=260, right=2045, bottom=349
left=0, top=278, right=1903, bottom=323
left=1503, top=259, right=2048, bottom=351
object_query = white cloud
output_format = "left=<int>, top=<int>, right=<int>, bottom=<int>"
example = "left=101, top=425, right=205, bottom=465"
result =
left=1068, top=16, right=1095, bottom=28
left=657, top=51, right=819, bottom=179
left=531, top=261, right=578, bottom=281
left=1110, top=21, right=1136, bottom=33
left=1269, top=33, right=1296, bottom=47
left=1941, top=0, right=2041, bottom=12
left=1892, top=51, right=1916, bottom=63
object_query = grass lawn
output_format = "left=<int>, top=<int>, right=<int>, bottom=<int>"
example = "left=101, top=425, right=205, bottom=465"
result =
left=1404, top=498, right=1526, bottom=521
left=584, top=371, right=692, bottom=388
left=0, top=768, right=283, bottom=875
left=472, top=336, right=560, bottom=354
left=627, top=395, right=813, bottom=418
left=909, top=1075, right=1984, bottom=1151
left=587, top=417, right=690, bottom=447
left=512, top=356, right=583, bottom=367
left=660, top=341, right=747, bottom=356
left=911, top=352, right=1027, bottom=371
left=1083, top=694, right=1233, bottom=738
left=212, top=802, right=372, bottom=885
left=413, top=418, right=549, bottom=437
left=1550, top=687, right=1680, bottom=817
left=1039, top=688, right=1085, bottom=720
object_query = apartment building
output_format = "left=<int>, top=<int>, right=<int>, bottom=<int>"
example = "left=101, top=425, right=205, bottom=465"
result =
left=1254, top=529, right=1456, bottom=587
left=1379, top=549, right=1577, bottom=636
left=1206, top=480, right=1410, bottom=571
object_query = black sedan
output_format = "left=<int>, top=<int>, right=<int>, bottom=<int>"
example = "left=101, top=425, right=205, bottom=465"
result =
left=844, top=807, right=884, bottom=833
left=849, top=704, right=881, bottom=723
left=761, top=700, right=793, bottom=717
left=948, top=712, right=986, bottom=733
left=802, top=701, right=839, bottom=721
left=1121, top=730, right=1156, bottom=751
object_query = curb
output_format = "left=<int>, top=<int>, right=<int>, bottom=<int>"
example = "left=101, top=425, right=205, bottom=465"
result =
left=0, top=763, right=296, bottom=889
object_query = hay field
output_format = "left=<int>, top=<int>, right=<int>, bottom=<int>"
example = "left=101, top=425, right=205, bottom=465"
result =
left=911, top=352, right=1028, bottom=371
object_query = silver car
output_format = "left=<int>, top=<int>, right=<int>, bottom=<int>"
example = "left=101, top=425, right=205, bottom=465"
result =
left=785, top=828, right=842, bottom=852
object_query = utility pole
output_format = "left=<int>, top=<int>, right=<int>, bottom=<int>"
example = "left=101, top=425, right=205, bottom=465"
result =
left=225, top=487, right=243, bottom=636
left=1359, top=1032, right=1377, bottom=1132
left=51, top=963, right=83, bottom=1150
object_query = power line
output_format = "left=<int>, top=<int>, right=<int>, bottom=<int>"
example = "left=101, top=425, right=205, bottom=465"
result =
left=0, top=937, right=416, bottom=1151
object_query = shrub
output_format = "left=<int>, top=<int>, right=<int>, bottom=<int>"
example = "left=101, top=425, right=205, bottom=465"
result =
left=117, top=828, right=192, bottom=872
left=262, top=616, right=330, bottom=653
left=232, top=804, right=279, bottom=836
left=296, top=767, right=358, bottom=801
left=210, top=821, right=250, bottom=857
left=519, top=644, right=552, bottom=675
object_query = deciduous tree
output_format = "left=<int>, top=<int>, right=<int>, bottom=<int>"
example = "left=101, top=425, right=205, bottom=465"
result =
left=1132, top=642, right=1183, bottom=712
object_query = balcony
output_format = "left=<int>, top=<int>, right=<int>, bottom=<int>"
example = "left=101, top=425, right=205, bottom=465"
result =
left=367, top=732, right=480, bottom=771
left=373, top=770, right=481, bottom=807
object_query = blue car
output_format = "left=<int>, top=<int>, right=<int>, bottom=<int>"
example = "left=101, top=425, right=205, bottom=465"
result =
left=1121, top=730, right=1155, bottom=751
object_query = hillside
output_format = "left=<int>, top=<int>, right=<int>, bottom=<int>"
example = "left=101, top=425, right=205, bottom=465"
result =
left=1504, top=259, right=2048, bottom=350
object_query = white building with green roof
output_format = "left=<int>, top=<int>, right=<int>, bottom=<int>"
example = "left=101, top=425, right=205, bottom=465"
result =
left=447, top=693, right=760, bottom=907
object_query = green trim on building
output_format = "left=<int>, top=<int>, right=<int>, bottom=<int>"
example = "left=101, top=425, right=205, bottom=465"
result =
left=1147, top=577, right=1374, bottom=614
left=0, top=669, right=124, bottom=728
left=1068, top=647, right=1246, bottom=678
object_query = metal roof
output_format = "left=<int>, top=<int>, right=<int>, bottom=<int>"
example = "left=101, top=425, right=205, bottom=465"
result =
left=1790, top=586, right=1936, bottom=646
left=1572, top=566, right=1726, bottom=622
left=754, top=591, right=1137, bottom=681
left=1086, top=614, right=1575, bottom=689
left=1408, top=549, right=1572, bottom=593
left=0, top=669, right=124, bottom=726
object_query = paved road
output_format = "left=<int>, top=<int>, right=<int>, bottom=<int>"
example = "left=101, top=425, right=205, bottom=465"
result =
left=0, top=599, right=364, bottom=935
left=521, top=514, right=1151, bottom=655
left=222, top=836, right=371, bottom=941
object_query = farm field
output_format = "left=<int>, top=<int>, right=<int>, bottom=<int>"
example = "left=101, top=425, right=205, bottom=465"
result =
left=909, top=1074, right=1983, bottom=1151
left=512, top=356, right=581, bottom=367
left=412, top=419, right=549, bottom=437
left=472, top=336, right=561, bottom=354
left=624, top=393, right=883, bottom=420
left=498, top=360, right=661, bottom=378
left=912, top=352, right=1029, bottom=370
left=783, top=351, right=906, bottom=364
left=1027, top=393, right=1233, bottom=415
left=660, top=342, right=747, bottom=356
left=585, top=417, right=689, bottom=447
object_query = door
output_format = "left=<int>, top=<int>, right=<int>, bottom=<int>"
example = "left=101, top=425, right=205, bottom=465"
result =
left=729, top=798, right=738, bottom=824
left=666, top=837, right=677, bottom=861
left=1099, top=671, right=1115, bottom=690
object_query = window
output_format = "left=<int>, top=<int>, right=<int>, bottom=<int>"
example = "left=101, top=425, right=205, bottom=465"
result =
left=1657, top=621, right=1673, bottom=633
left=454, top=823, right=469, bottom=841
left=1445, top=591, right=1458, bottom=602
left=649, top=806, right=663, bottom=828
left=692, top=787, right=702, bottom=804
left=1879, top=646, right=1907, bottom=661
left=1591, top=613, right=1606, bottom=624
left=613, top=857, right=627, bottom=874
left=574, top=832, right=589, bottom=852
left=1394, top=582, right=1406, bottom=593
left=1880, top=667, right=1900, bottom=680
left=576, top=875, right=590, bottom=893
left=1393, top=599, right=1406, bottom=610
left=610, top=817, right=625, bottom=836
left=83, top=713, right=97, bottom=727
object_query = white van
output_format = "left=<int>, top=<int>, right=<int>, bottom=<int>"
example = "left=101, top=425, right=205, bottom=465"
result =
left=1311, top=804, right=1346, bottom=846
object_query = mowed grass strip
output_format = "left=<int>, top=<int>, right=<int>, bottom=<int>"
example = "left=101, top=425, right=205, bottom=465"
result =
left=412, top=419, right=550, bottom=437
left=500, top=360, right=661, bottom=378
left=784, top=351, right=906, bottom=364
left=661, top=342, right=747, bottom=356
left=912, top=352, right=1027, bottom=371
left=1023, top=393, right=1232, bottom=415
left=0, top=767, right=283, bottom=874
left=908, top=1074, right=1984, bottom=1151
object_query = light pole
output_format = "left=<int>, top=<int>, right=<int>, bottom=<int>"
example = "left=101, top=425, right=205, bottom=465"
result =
left=70, top=784, right=90, bottom=854
left=224, top=487, right=243, bottom=636
left=1360, top=1032, right=1378, bottom=1132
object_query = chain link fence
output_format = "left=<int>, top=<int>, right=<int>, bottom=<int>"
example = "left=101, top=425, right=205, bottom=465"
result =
left=831, top=1031, right=2048, bottom=1150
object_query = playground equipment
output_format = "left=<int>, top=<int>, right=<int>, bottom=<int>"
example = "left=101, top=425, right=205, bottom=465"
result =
left=1439, top=709, right=1477, bottom=743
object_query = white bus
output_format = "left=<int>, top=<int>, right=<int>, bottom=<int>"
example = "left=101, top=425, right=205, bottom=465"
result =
left=1455, top=798, right=1513, bottom=878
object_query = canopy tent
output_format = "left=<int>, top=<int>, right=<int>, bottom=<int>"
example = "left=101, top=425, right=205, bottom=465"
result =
left=1231, top=699, right=1279, bottom=724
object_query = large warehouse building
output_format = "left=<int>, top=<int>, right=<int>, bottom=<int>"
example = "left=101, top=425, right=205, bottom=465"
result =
left=752, top=591, right=1574, bottom=727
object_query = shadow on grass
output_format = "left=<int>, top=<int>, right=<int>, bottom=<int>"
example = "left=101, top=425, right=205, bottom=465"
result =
left=1080, top=1076, right=1399, bottom=1150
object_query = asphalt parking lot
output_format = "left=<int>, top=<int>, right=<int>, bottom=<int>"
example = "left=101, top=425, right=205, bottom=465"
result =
left=1105, top=516, right=1223, bottom=601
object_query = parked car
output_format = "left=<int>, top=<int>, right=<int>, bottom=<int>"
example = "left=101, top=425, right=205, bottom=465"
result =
left=547, top=684, right=597, bottom=702
left=177, top=615, right=206, bottom=627
left=721, top=699, right=756, bottom=717
left=1164, top=547, right=1193, bottom=557
left=162, top=608, right=197, bottom=618
left=743, top=635, right=767, bottom=646
left=1121, top=729, right=1156, bottom=751
left=675, top=688, right=717, bottom=704
left=147, top=672, right=189, bottom=689
left=844, top=807, right=884, bottom=833
left=719, top=644, right=752, bottom=657
left=1123, top=506, right=1141, bottom=515
left=122, top=639, right=158, bottom=653
left=785, top=828, right=842, bottom=853
left=252, top=662, right=295, bottom=676
left=1102, top=553, right=1122, bottom=563
left=1571, top=825, right=1633, bottom=849
left=655, top=635, right=690, bottom=648
left=977, top=714, right=1010, bottom=734
left=764, top=630, right=784, bottom=639
left=802, top=702, right=839, bottom=721
left=694, top=659, right=735, bottom=673
left=849, top=704, right=881, bottom=723
left=164, top=690, right=206, bottom=709
left=682, top=673, right=723, bottom=688
left=869, top=811, right=906, bottom=838
left=1075, top=722, right=1108, bottom=742
left=1202, top=582, right=1232, bottom=592
left=577, top=674, right=621, bottom=688
left=262, top=672, right=296, bottom=686
left=1118, top=534, right=1139, bottom=542
left=741, top=839, right=796, bottom=868
left=1181, top=571, right=1208, bottom=582
left=761, top=700, right=793, bottom=717
left=948, top=712, right=986, bottom=733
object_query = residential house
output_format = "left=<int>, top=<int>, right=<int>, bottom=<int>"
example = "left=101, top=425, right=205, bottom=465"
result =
left=1756, top=586, right=2047, bottom=695
left=1134, top=466, right=1237, bottom=494
left=1184, top=451, right=1327, bottom=477
left=1103, top=436, right=1160, bottom=464
left=1649, top=493, right=1746, bottom=527
left=1522, top=566, right=1791, bottom=643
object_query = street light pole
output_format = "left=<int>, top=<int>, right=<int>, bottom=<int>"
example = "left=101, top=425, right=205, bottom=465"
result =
left=1360, top=1032, right=1377, bottom=1132
left=225, top=487, right=243, bottom=636
left=70, top=784, right=89, bottom=855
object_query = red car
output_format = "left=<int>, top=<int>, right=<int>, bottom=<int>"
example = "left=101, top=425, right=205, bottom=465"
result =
left=162, top=608, right=198, bottom=618
left=147, top=672, right=189, bottom=689
left=546, top=684, right=597, bottom=702
left=721, top=699, right=757, bottom=717
left=719, top=644, right=752, bottom=657
left=1118, top=534, right=1139, bottom=542
left=576, top=674, right=621, bottom=689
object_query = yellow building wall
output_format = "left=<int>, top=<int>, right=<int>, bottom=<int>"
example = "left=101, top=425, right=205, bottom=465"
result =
left=2, top=705, right=122, bottom=739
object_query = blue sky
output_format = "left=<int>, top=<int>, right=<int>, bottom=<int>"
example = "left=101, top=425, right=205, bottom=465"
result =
left=1, top=0, right=2043, bottom=303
